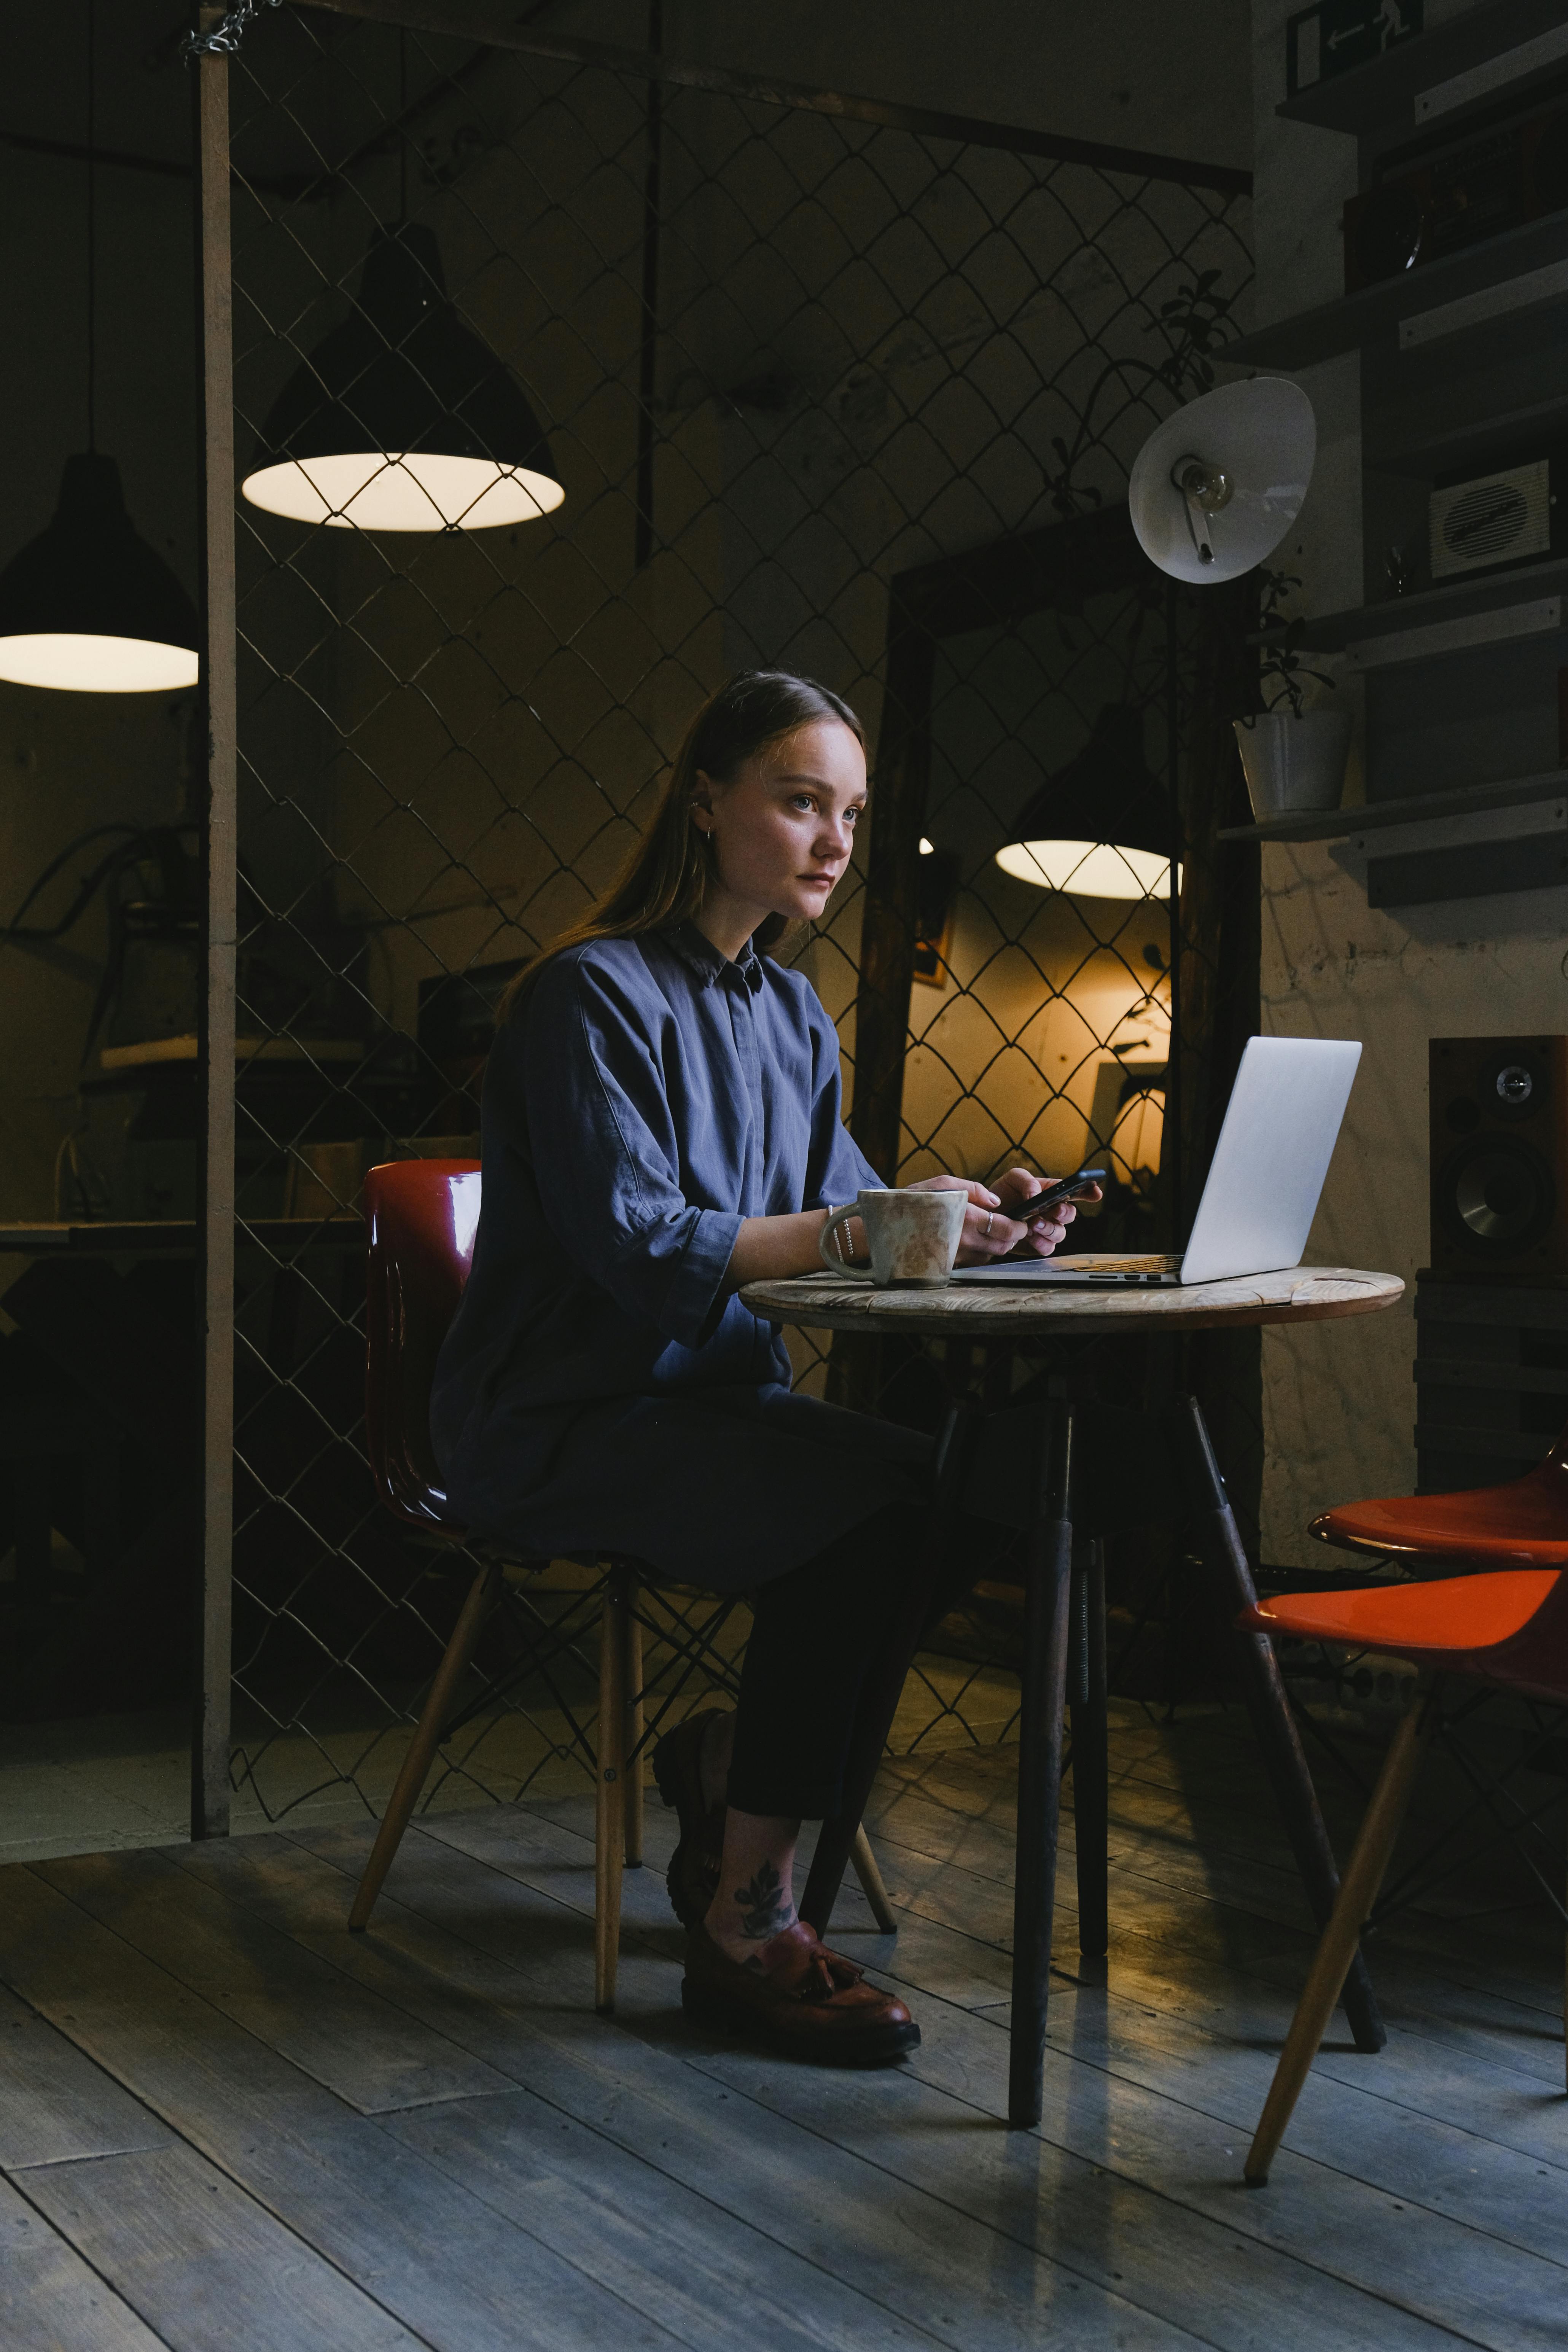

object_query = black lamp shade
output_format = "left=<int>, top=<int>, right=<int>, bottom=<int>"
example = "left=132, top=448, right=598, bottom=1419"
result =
left=995, top=702, right=1178, bottom=898
left=241, top=223, right=564, bottom=532
left=0, top=452, right=199, bottom=693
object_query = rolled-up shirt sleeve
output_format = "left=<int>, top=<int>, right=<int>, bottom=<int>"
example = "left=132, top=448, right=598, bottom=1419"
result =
left=802, top=995, right=885, bottom=1206
left=519, top=951, right=742, bottom=1349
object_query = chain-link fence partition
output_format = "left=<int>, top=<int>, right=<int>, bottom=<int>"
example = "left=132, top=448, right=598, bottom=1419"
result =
left=209, top=0, right=1252, bottom=1828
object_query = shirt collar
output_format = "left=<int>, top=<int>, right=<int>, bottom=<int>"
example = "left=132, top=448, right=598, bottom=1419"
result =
left=665, top=921, right=765, bottom=994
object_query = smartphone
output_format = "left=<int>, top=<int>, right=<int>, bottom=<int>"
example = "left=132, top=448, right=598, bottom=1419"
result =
left=1027, top=1168, right=1105, bottom=1217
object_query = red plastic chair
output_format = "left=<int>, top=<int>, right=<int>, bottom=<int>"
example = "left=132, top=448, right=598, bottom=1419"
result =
left=350, top=1158, right=895, bottom=2006
left=1308, top=1433, right=1568, bottom=1571
left=350, top=1158, right=647, bottom=2009
left=1240, top=1564, right=1568, bottom=2183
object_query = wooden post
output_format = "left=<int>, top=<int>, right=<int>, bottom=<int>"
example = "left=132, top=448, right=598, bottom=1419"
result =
left=848, top=603, right=934, bottom=1179
left=192, top=11, right=237, bottom=1843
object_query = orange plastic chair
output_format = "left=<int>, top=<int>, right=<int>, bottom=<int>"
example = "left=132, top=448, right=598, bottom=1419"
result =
left=349, top=1158, right=895, bottom=2006
left=1240, top=1562, right=1568, bottom=2183
left=1308, top=1432, right=1568, bottom=1571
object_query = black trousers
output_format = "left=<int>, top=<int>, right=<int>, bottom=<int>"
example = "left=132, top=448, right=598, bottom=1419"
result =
left=726, top=1500, right=999, bottom=1819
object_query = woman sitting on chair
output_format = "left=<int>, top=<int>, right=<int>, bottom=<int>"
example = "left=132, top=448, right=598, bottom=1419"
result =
left=431, top=670, right=1083, bottom=2065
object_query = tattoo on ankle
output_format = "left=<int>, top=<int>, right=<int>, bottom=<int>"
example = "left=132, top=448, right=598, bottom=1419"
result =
left=732, top=1858, right=796, bottom=1942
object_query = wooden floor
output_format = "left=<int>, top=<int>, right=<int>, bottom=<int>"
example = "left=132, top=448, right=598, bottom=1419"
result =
left=2, top=1700, right=1566, bottom=2352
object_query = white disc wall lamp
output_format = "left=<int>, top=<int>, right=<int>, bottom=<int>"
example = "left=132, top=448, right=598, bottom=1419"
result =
left=0, top=2, right=198, bottom=693
left=1129, top=377, right=1316, bottom=584
left=242, top=223, right=565, bottom=533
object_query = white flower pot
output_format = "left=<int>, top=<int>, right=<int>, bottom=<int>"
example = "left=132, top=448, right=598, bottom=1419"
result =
left=1234, top=708, right=1352, bottom=820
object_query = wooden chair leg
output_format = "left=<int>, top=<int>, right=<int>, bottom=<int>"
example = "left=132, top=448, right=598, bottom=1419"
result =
left=1245, top=1680, right=1435, bottom=2185
left=850, top=1824, right=897, bottom=1932
left=595, top=1565, right=631, bottom=2012
left=623, top=1597, right=645, bottom=1871
left=349, top=1561, right=496, bottom=1932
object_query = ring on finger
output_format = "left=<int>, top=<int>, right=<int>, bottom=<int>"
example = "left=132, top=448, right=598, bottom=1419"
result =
left=983, top=1210, right=994, bottom=1240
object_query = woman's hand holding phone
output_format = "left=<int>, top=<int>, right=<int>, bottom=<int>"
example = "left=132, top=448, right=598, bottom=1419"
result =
left=904, top=1166, right=1104, bottom=1265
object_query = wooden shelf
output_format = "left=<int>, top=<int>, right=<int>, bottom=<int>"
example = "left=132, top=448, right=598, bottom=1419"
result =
left=1219, top=768, right=1568, bottom=846
left=1222, top=207, right=1568, bottom=371
left=1277, top=0, right=1568, bottom=139
left=1365, top=385, right=1568, bottom=476
left=1269, top=555, right=1568, bottom=654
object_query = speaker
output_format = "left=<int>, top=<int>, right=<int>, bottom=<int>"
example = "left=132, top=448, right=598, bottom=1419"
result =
left=1429, top=1036, right=1568, bottom=1279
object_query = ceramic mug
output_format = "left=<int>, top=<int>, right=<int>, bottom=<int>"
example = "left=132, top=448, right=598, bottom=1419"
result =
left=818, top=1186, right=968, bottom=1287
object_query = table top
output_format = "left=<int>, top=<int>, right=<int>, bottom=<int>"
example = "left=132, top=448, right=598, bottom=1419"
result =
left=739, top=1264, right=1404, bottom=1338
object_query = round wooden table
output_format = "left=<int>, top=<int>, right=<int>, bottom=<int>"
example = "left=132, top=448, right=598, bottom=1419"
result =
left=740, top=1262, right=1403, bottom=1338
left=740, top=1262, right=1405, bottom=2126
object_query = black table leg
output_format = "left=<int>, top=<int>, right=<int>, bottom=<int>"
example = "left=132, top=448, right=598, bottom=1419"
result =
left=1070, top=1535, right=1110, bottom=1983
left=1179, top=1395, right=1387, bottom=2055
left=1009, top=1400, right=1076, bottom=2129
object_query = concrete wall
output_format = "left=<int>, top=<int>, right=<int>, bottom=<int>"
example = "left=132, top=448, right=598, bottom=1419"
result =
left=1247, top=0, right=1568, bottom=1565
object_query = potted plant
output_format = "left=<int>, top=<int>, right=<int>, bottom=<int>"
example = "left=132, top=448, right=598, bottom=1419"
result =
left=1234, top=570, right=1352, bottom=820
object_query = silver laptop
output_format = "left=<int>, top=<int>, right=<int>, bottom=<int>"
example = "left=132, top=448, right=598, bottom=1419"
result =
left=950, top=1034, right=1362, bottom=1289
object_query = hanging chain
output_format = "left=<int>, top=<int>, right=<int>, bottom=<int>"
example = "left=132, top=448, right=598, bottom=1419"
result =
left=183, top=0, right=285, bottom=59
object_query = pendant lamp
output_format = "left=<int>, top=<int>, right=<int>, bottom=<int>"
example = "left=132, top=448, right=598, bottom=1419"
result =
left=242, top=223, right=564, bottom=533
left=0, top=455, right=200, bottom=694
left=0, top=3, right=198, bottom=694
left=994, top=702, right=1179, bottom=900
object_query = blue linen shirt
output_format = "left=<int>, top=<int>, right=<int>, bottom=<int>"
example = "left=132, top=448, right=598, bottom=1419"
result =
left=430, top=922, right=932, bottom=1587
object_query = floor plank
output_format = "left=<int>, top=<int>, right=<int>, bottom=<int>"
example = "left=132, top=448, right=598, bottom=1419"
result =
left=16, top=2145, right=423, bottom=2352
left=412, top=1780, right=1568, bottom=2349
left=304, top=1819, right=1484, bottom=2349
left=0, top=2173, right=170, bottom=2352
left=0, top=1985, right=175, bottom=2170
left=0, top=1871, right=700, bottom=2352
left=178, top=1828, right=1219, bottom=2352
left=3, top=1708, right=1564, bottom=2352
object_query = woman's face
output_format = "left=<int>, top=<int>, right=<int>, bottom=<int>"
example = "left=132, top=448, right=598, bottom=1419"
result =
left=697, top=718, right=867, bottom=925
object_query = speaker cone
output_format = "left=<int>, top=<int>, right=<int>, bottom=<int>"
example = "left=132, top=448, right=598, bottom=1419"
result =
left=1442, top=1138, right=1555, bottom=1252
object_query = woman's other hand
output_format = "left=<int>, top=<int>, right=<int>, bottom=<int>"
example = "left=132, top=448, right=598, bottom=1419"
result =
left=907, top=1168, right=1103, bottom=1264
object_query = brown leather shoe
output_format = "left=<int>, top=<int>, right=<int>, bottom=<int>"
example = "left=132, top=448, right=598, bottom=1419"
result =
left=681, top=1920, right=920, bottom=2066
left=651, top=1708, right=727, bottom=1927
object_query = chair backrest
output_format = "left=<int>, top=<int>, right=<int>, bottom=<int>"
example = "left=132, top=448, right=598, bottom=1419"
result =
left=364, top=1159, right=481, bottom=1530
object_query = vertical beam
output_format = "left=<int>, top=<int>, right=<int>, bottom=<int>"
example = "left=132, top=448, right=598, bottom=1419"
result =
left=1173, top=573, right=1256, bottom=1223
left=192, top=13, right=237, bottom=1842
left=848, top=604, right=934, bottom=1179
left=1162, top=578, right=1183, bottom=1246
left=632, top=0, right=663, bottom=570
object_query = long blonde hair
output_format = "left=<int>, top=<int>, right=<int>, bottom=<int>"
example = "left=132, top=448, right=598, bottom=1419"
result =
left=495, top=669, right=864, bottom=1024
